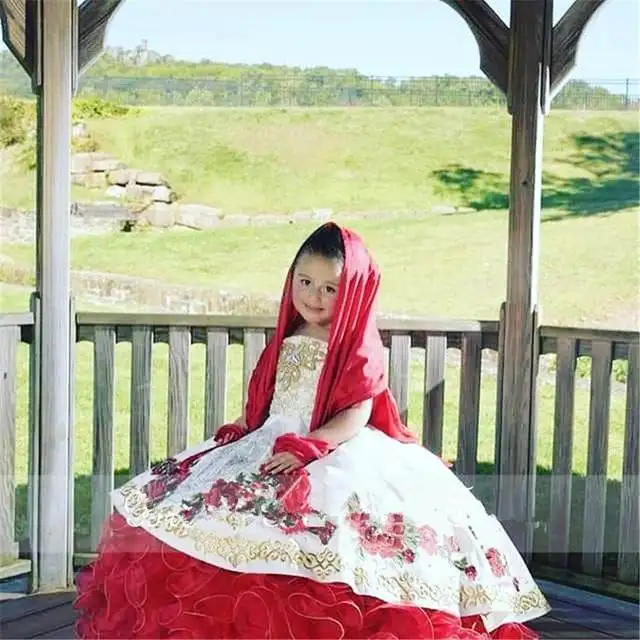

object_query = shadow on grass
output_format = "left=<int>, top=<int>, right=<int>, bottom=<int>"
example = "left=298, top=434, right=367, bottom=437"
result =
left=431, top=131, right=639, bottom=219
left=13, top=462, right=624, bottom=580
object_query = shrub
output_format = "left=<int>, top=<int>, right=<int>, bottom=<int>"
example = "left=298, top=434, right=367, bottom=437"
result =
left=72, top=96, right=138, bottom=119
left=0, top=96, right=35, bottom=147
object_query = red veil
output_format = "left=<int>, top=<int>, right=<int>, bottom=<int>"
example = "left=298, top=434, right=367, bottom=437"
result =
left=243, top=223, right=415, bottom=443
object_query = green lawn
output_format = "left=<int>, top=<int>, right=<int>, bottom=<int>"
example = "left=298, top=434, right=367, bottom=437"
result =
left=2, top=106, right=637, bottom=215
left=2, top=207, right=637, bottom=327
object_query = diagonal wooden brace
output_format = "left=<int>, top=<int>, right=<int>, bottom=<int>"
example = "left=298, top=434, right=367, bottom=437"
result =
left=551, top=0, right=609, bottom=98
left=439, top=0, right=510, bottom=95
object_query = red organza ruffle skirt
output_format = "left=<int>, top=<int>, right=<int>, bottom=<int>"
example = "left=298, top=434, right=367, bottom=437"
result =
left=74, top=513, right=538, bottom=639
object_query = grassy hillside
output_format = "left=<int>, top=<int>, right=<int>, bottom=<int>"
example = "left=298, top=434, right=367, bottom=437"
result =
left=2, top=207, right=637, bottom=328
left=1, top=106, right=637, bottom=215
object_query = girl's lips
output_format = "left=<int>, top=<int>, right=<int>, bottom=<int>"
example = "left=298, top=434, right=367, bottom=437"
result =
left=304, top=303, right=324, bottom=313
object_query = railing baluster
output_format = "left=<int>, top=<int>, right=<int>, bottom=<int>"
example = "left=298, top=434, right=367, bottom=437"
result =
left=493, top=303, right=506, bottom=513
left=0, top=325, right=20, bottom=565
left=205, top=328, right=229, bottom=438
left=582, top=339, right=612, bottom=576
left=129, top=326, right=153, bottom=476
left=243, top=330, right=266, bottom=403
left=457, top=332, right=482, bottom=483
left=91, top=326, right=116, bottom=551
left=389, top=334, right=411, bottom=425
left=548, top=337, right=577, bottom=567
left=422, top=335, right=446, bottom=455
left=167, top=327, right=191, bottom=455
left=618, top=341, right=639, bottom=584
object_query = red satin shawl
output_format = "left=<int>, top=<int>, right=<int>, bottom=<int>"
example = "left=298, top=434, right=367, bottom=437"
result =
left=244, top=223, right=415, bottom=443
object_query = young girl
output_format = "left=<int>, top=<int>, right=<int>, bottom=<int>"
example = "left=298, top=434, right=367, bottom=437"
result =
left=75, top=223, right=549, bottom=638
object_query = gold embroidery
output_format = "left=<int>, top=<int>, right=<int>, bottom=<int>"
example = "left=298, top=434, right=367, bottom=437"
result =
left=217, top=512, right=249, bottom=531
left=276, top=339, right=327, bottom=392
left=380, top=571, right=458, bottom=606
left=119, top=484, right=549, bottom=616
left=354, top=567, right=368, bottom=589
left=121, top=485, right=342, bottom=579
left=511, top=589, right=550, bottom=616
left=382, top=573, right=548, bottom=613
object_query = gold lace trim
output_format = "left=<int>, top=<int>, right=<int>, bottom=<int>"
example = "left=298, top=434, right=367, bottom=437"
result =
left=276, top=338, right=327, bottom=392
left=120, top=485, right=341, bottom=579
left=118, top=485, right=549, bottom=615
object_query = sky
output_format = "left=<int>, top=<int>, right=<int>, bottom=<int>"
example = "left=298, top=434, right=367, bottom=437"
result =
left=97, top=0, right=638, bottom=81
left=1, top=0, right=638, bottom=81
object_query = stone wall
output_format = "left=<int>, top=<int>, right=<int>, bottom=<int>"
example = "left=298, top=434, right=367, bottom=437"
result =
left=71, top=151, right=176, bottom=204
left=0, top=254, right=280, bottom=315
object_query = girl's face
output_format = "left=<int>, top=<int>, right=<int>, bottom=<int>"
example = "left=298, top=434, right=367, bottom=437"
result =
left=292, top=253, right=343, bottom=328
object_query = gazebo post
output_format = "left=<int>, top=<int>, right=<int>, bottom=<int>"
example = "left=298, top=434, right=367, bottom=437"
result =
left=494, top=0, right=551, bottom=555
left=32, top=0, right=76, bottom=590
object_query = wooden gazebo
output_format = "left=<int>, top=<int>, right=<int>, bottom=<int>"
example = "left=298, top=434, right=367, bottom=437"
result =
left=0, top=0, right=638, bottom=636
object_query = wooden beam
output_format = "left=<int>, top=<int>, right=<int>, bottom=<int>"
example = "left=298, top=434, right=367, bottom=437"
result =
left=496, top=0, right=550, bottom=556
left=0, top=0, right=37, bottom=79
left=33, top=0, right=75, bottom=591
left=438, top=0, right=509, bottom=94
left=550, top=0, right=609, bottom=97
left=78, top=0, right=125, bottom=74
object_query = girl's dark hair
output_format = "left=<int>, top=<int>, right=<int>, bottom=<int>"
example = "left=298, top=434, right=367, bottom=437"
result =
left=294, top=223, right=345, bottom=265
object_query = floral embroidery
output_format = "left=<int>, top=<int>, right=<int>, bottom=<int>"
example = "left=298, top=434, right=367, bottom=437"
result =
left=346, top=494, right=440, bottom=565
left=345, top=494, right=480, bottom=581
left=486, top=547, right=508, bottom=577
left=140, top=452, right=208, bottom=508
left=178, top=469, right=337, bottom=545
left=453, top=556, right=478, bottom=581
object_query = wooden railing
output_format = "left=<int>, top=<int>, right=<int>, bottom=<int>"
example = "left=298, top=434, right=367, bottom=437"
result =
left=534, top=326, right=639, bottom=596
left=0, top=311, right=637, bottom=597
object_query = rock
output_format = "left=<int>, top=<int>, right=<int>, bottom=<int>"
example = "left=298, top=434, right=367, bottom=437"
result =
left=125, top=184, right=155, bottom=201
left=252, top=214, right=288, bottom=226
left=290, top=210, right=313, bottom=222
left=177, top=204, right=222, bottom=230
left=70, top=153, right=94, bottom=175
left=141, top=203, right=178, bottom=228
left=83, top=172, right=108, bottom=189
left=71, top=173, right=88, bottom=186
left=431, top=204, right=457, bottom=215
left=72, top=121, right=89, bottom=138
left=222, top=214, right=251, bottom=226
left=135, top=171, right=168, bottom=187
left=152, top=185, right=176, bottom=203
left=92, top=157, right=126, bottom=173
left=312, top=208, right=333, bottom=222
left=105, top=185, right=126, bottom=199
left=289, top=209, right=332, bottom=223
left=107, top=169, right=135, bottom=186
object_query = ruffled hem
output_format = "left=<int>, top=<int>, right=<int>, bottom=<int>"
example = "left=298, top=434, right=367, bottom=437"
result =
left=74, top=514, right=539, bottom=639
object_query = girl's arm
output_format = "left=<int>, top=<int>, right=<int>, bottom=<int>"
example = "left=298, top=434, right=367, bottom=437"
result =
left=309, top=399, right=372, bottom=448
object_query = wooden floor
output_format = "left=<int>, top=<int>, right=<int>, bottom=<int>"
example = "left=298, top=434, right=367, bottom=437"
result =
left=1, top=580, right=638, bottom=639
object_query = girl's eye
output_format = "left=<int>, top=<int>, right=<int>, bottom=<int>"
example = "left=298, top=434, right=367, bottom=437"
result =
left=300, top=278, right=311, bottom=286
left=325, top=286, right=337, bottom=295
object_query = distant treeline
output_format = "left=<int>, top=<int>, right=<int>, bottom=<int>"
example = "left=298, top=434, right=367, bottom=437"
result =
left=1, top=45, right=637, bottom=110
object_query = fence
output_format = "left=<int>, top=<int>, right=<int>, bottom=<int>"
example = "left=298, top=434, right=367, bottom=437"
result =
left=1, top=73, right=638, bottom=109
left=1, top=309, right=638, bottom=598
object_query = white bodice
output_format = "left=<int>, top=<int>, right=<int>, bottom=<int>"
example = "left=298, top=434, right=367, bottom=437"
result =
left=269, top=335, right=328, bottom=429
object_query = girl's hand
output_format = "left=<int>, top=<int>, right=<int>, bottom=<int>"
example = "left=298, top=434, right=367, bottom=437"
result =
left=262, top=452, right=303, bottom=475
left=214, top=422, right=246, bottom=445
